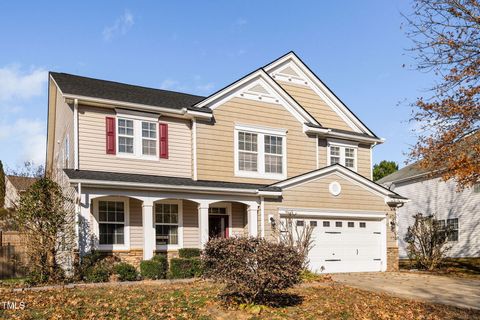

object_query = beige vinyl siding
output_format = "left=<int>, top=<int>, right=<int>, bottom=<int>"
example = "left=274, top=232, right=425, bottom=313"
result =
left=276, top=81, right=352, bottom=131
left=129, top=198, right=143, bottom=248
left=183, top=200, right=199, bottom=248
left=78, top=105, right=192, bottom=177
left=196, top=97, right=317, bottom=184
left=231, top=202, right=247, bottom=236
left=263, top=173, right=396, bottom=247
left=357, top=144, right=372, bottom=179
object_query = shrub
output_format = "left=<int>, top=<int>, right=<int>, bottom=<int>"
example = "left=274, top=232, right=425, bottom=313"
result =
left=178, top=248, right=201, bottom=259
left=85, top=264, right=110, bottom=283
left=202, top=237, right=303, bottom=303
left=115, top=263, right=138, bottom=281
left=169, top=258, right=202, bottom=278
left=140, top=255, right=168, bottom=280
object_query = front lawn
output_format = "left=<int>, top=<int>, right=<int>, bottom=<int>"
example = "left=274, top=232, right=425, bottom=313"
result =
left=400, top=257, right=480, bottom=279
left=1, top=280, right=478, bottom=319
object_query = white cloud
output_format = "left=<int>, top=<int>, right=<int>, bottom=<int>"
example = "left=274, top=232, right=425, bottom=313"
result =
left=195, top=83, right=215, bottom=93
left=234, top=18, right=248, bottom=27
left=103, top=10, right=134, bottom=41
left=0, top=118, right=46, bottom=164
left=0, top=66, right=47, bottom=101
left=159, top=79, right=181, bottom=91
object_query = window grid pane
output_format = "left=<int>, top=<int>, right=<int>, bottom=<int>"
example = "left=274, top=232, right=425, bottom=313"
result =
left=118, top=118, right=134, bottom=154
left=98, top=201, right=125, bottom=245
left=264, top=135, right=283, bottom=174
left=155, top=203, right=179, bottom=245
left=238, top=132, right=258, bottom=172
left=141, top=121, right=157, bottom=156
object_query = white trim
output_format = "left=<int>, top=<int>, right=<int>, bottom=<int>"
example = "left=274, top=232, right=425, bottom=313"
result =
left=264, top=52, right=375, bottom=136
left=303, top=126, right=385, bottom=144
left=194, top=70, right=319, bottom=126
left=92, top=196, right=130, bottom=251
left=192, top=118, right=198, bottom=181
left=115, top=108, right=160, bottom=121
left=73, top=99, right=79, bottom=170
left=185, top=110, right=213, bottom=119
left=116, top=116, right=159, bottom=160
left=234, top=125, right=287, bottom=180
left=260, top=196, right=265, bottom=238
left=380, top=217, right=387, bottom=272
left=278, top=208, right=387, bottom=219
left=154, top=199, right=183, bottom=251
left=327, top=139, right=358, bottom=172
left=315, top=134, right=319, bottom=169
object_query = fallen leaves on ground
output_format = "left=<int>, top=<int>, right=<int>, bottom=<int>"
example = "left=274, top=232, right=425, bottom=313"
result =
left=0, top=280, right=478, bottom=319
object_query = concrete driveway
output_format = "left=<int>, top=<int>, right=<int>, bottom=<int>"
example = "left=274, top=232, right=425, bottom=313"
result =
left=332, top=272, right=480, bottom=310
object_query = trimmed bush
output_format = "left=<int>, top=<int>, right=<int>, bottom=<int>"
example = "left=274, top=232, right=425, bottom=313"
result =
left=202, top=237, right=303, bottom=303
left=140, top=255, right=168, bottom=280
left=115, top=263, right=138, bottom=281
left=85, top=264, right=110, bottom=283
left=178, top=248, right=201, bottom=259
left=169, top=258, right=202, bottom=279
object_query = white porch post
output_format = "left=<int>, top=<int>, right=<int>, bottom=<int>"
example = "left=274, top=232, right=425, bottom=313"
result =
left=247, top=205, right=258, bottom=237
left=198, top=203, right=209, bottom=248
left=142, top=200, right=155, bottom=260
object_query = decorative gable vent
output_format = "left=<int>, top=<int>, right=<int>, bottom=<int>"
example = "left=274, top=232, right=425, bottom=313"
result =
left=271, top=64, right=309, bottom=86
left=238, top=81, right=280, bottom=104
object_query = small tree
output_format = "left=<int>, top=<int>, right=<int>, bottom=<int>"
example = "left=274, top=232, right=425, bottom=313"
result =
left=404, top=213, right=452, bottom=270
left=0, top=160, right=5, bottom=208
left=275, top=211, right=314, bottom=269
left=15, top=177, right=75, bottom=282
left=373, top=160, right=399, bottom=181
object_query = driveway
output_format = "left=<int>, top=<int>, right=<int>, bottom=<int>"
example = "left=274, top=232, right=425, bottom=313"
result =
left=332, top=272, right=480, bottom=310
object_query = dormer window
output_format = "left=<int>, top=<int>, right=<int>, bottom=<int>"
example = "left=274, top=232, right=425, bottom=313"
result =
left=327, top=140, right=357, bottom=171
left=235, top=125, right=287, bottom=179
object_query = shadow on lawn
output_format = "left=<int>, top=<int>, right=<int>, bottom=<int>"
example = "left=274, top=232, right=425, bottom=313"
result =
left=221, top=292, right=303, bottom=308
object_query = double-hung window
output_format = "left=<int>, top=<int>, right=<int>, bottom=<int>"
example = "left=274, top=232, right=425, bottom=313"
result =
left=235, top=125, right=286, bottom=179
left=98, top=200, right=125, bottom=246
left=447, top=218, right=459, bottom=241
left=118, top=119, right=134, bottom=154
left=142, top=121, right=157, bottom=156
left=327, top=140, right=357, bottom=171
left=155, top=202, right=181, bottom=246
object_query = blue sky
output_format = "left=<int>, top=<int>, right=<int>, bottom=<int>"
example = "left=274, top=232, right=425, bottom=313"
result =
left=0, top=1, right=434, bottom=170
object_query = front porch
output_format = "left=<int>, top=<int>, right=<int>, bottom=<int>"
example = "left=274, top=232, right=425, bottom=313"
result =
left=77, top=188, right=260, bottom=264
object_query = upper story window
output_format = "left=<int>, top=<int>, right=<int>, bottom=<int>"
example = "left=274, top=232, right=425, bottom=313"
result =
left=111, top=113, right=166, bottom=159
left=327, top=140, right=357, bottom=171
left=235, top=125, right=287, bottom=179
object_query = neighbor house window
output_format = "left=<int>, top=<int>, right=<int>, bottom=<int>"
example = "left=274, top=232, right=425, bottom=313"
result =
left=323, top=221, right=330, bottom=227
left=238, top=132, right=258, bottom=172
left=335, top=221, right=342, bottom=227
left=328, top=141, right=357, bottom=170
left=447, top=218, right=459, bottom=241
left=98, top=201, right=125, bottom=245
left=310, top=221, right=317, bottom=227
left=235, top=125, right=286, bottom=179
left=348, top=222, right=354, bottom=228
left=142, top=121, right=157, bottom=156
left=296, top=220, right=304, bottom=227
left=155, top=203, right=179, bottom=245
left=118, top=118, right=134, bottom=154
left=359, top=222, right=366, bottom=228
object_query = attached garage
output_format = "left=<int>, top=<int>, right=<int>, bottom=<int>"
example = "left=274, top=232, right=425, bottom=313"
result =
left=266, top=165, right=407, bottom=273
left=287, top=214, right=386, bottom=273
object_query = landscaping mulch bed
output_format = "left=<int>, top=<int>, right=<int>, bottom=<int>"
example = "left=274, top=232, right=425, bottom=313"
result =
left=0, top=280, right=478, bottom=319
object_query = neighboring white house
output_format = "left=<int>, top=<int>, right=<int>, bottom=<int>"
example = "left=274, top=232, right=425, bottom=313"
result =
left=3, top=175, right=38, bottom=210
left=378, top=164, right=480, bottom=259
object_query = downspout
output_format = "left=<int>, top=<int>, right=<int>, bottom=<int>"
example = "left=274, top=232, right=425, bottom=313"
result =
left=370, top=142, right=377, bottom=180
left=192, top=118, right=198, bottom=181
left=315, top=134, right=319, bottom=169
left=74, top=99, right=79, bottom=170
left=260, top=196, right=265, bottom=238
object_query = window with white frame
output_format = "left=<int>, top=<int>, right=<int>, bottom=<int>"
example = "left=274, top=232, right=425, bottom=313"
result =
left=98, top=200, right=125, bottom=245
left=155, top=203, right=179, bottom=245
left=118, top=118, right=134, bottom=154
left=142, top=121, right=157, bottom=156
left=447, top=218, right=459, bottom=241
left=235, top=125, right=286, bottom=179
left=328, top=141, right=357, bottom=170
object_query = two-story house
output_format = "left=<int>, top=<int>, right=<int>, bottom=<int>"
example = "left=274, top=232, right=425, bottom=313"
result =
left=46, top=52, right=407, bottom=273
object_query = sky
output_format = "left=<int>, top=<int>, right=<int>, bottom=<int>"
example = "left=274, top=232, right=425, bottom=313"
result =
left=0, top=1, right=435, bottom=171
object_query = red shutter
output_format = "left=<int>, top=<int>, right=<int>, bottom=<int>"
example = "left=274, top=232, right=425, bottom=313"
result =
left=106, top=117, right=116, bottom=155
left=159, top=123, right=168, bottom=159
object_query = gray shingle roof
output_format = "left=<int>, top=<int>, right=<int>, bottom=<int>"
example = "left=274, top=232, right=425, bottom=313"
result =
left=377, top=162, right=430, bottom=184
left=50, top=72, right=211, bottom=113
left=64, top=169, right=281, bottom=192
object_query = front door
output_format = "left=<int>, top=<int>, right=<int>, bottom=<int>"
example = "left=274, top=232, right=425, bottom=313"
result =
left=209, top=215, right=228, bottom=239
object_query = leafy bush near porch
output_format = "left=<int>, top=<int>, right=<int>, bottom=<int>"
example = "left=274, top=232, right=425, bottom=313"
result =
left=79, top=253, right=120, bottom=283
left=169, top=258, right=202, bottom=278
left=85, top=264, right=110, bottom=283
left=140, top=255, right=168, bottom=279
left=178, top=248, right=201, bottom=259
left=202, top=237, right=303, bottom=303
left=115, top=263, right=138, bottom=281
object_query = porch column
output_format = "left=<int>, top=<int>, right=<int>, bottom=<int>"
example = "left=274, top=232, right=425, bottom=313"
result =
left=198, top=204, right=209, bottom=248
left=142, top=201, right=155, bottom=260
left=247, top=205, right=258, bottom=237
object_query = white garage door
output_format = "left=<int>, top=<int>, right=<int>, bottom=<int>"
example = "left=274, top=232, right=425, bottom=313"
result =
left=305, top=218, right=384, bottom=273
